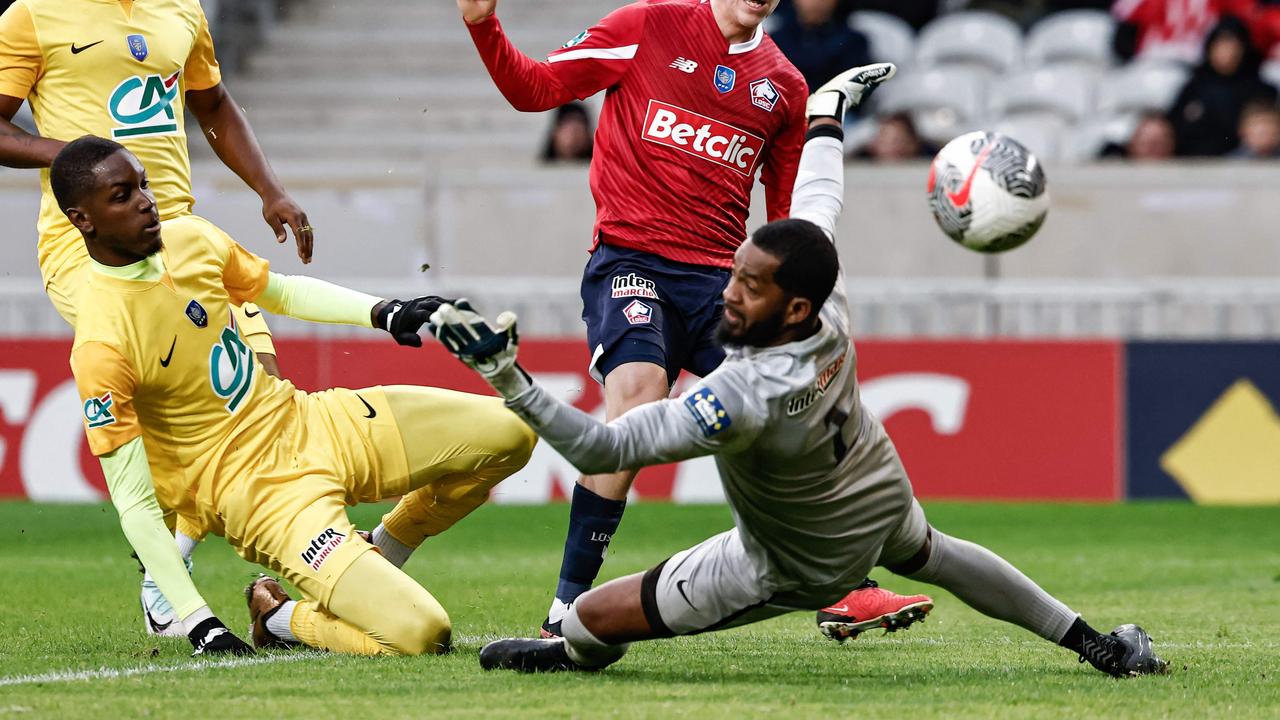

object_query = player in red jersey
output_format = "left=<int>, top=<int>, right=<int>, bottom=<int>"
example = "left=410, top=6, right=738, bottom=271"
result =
left=460, top=0, right=930, bottom=638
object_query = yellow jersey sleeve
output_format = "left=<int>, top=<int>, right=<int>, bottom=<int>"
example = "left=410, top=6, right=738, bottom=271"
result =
left=206, top=222, right=271, bottom=304
left=71, top=341, right=143, bottom=456
left=0, top=1, right=41, bottom=99
left=184, top=7, right=221, bottom=92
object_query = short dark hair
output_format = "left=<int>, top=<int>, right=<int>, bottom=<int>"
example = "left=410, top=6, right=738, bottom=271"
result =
left=749, top=218, right=839, bottom=319
left=50, top=135, right=126, bottom=210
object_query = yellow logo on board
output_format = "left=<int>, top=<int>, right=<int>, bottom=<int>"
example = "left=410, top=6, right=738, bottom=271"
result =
left=1160, top=379, right=1280, bottom=505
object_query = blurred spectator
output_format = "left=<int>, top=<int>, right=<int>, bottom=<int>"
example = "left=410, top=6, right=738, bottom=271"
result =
left=1232, top=98, right=1280, bottom=155
left=855, top=113, right=938, bottom=161
left=771, top=0, right=871, bottom=91
left=540, top=103, right=594, bottom=164
left=1169, top=16, right=1278, bottom=155
left=1246, top=0, right=1280, bottom=58
left=1100, top=111, right=1177, bottom=159
left=847, top=1, right=938, bottom=31
left=1112, top=0, right=1254, bottom=63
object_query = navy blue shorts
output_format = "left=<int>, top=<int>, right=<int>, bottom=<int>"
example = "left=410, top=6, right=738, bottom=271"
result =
left=581, top=243, right=730, bottom=385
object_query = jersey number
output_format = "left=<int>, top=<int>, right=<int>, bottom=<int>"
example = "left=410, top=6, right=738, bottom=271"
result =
left=824, top=392, right=857, bottom=463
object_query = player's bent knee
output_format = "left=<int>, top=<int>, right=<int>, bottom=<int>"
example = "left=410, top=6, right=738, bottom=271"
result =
left=486, top=407, right=538, bottom=469
left=387, top=606, right=453, bottom=656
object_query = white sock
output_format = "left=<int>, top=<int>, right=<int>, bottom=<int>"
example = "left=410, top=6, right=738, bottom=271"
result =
left=370, top=523, right=414, bottom=569
left=265, top=600, right=298, bottom=641
left=547, top=598, right=572, bottom=625
left=175, top=532, right=199, bottom=562
left=560, top=603, right=628, bottom=668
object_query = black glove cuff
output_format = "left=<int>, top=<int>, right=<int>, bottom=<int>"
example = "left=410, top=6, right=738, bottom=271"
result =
left=806, top=124, right=845, bottom=143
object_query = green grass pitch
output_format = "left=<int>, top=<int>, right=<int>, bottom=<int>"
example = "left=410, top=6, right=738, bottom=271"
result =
left=1, top=501, right=1277, bottom=718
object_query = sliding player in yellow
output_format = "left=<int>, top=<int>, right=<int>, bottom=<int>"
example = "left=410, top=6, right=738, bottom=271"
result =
left=58, top=136, right=535, bottom=655
left=0, top=0, right=312, bottom=637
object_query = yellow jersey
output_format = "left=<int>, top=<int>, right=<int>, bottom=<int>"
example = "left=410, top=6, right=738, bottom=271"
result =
left=71, top=215, right=295, bottom=524
left=0, top=0, right=220, bottom=282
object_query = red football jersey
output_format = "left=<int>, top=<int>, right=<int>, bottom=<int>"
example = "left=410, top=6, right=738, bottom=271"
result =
left=469, top=0, right=808, bottom=268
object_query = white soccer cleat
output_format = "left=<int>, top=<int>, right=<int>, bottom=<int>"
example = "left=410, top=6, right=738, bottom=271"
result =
left=136, top=553, right=192, bottom=637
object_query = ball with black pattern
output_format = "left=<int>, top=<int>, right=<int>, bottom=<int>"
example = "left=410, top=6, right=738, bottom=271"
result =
left=927, top=131, right=1049, bottom=254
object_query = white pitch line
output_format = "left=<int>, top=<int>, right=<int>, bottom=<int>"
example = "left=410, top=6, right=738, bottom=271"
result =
left=0, top=652, right=320, bottom=688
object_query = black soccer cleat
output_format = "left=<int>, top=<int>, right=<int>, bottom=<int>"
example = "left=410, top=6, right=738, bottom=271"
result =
left=479, top=637, right=585, bottom=673
left=1078, top=624, right=1170, bottom=677
left=539, top=616, right=563, bottom=639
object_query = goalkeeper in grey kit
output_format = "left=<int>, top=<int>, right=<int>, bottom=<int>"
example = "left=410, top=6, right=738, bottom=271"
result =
left=430, top=66, right=1168, bottom=678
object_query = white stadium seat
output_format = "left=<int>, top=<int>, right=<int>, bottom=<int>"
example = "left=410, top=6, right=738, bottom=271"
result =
left=1261, top=59, right=1280, bottom=89
left=916, top=11, right=1023, bottom=75
left=876, top=67, right=990, bottom=144
left=849, top=11, right=916, bottom=70
left=1097, top=61, right=1190, bottom=116
left=1025, top=10, right=1116, bottom=70
left=992, top=114, right=1069, bottom=164
left=990, top=66, right=1099, bottom=125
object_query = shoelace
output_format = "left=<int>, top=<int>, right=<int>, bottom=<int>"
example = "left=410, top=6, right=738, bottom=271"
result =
left=1077, top=634, right=1122, bottom=672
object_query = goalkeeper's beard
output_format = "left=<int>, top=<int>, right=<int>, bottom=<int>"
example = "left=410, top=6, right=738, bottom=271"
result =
left=715, top=305, right=787, bottom=348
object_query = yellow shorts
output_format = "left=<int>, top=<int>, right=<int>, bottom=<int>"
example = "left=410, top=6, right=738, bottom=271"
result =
left=41, top=221, right=276, bottom=355
left=212, top=385, right=531, bottom=606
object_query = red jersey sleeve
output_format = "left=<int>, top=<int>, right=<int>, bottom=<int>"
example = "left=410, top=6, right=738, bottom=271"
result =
left=761, top=83, right=807, bottom=221
left=467, top=3, right=647, bottom=112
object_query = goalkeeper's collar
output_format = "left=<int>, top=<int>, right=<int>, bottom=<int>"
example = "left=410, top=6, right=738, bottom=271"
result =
left=89, top=252, right=164, bottom=282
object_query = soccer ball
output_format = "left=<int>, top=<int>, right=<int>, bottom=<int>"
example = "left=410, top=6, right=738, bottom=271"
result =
left=926, top=131, right=1049, bottom=253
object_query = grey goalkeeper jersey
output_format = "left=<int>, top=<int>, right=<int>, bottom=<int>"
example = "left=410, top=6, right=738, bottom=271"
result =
left=507, top=136, right=909, bottom=593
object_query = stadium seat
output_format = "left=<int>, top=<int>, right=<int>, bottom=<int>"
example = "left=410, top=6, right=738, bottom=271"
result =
left=875, top=67, right=989, bottom=144
left=849, top=11, right=916, bottom=70
left=1024, top=10, right=1116, bottom=70
left=1097, top=61, right=1190, bottom=116
left=915, top=11, right=1023, bottom=75
left=1262, top=59, right=1280, bottom=89
left=992, top=114, right=1069, bottom=163
left=989, top=66, right=1098, bottom=125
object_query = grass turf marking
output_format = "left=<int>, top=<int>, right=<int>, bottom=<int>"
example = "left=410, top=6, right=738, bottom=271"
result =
left=0, top=651, right=322, bottom=687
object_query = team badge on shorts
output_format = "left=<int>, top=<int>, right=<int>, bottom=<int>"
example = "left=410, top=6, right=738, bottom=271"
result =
left=300, top=528, right=346, bottom=571
left=83, top=392, right=116, bottom=429
left=749, top=78, right=779, bottom=112
left=127, top=34, right=148, bottom=62
left=185, top=300, right=208, bottom=328
left=714, top=65, right=736, bottom=94
left=623, top=299, right=652, bottom=325
left=684, top=388, right=731, bottom=437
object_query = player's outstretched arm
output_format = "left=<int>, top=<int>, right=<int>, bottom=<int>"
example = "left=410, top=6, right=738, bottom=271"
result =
left=786, top=64, right=895, bottom=240
left=100, top=438, right=254, bottom=656
left=251, top=272, right=451, bottom=347
left=463, top=1, right=642, bottom=112
left=187, top=84, right=313, bottom=264
left=430, top=302, right=763, bottom=473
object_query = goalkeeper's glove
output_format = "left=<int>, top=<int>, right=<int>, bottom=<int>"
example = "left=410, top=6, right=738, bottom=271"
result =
left=429, top=300, right=530, bottom=398
left=806, top=62, right=897, bottom=124
left=376, top=295, right=454, bottom=347
left=187, top=616, right=255, bottom=657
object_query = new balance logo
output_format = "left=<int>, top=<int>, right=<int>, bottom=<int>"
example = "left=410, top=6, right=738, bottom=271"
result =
left=669, top=57, right=698, bottom=73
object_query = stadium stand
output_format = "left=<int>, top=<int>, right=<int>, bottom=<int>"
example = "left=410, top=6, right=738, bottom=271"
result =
left=2, top=0, right=1280, bottom=340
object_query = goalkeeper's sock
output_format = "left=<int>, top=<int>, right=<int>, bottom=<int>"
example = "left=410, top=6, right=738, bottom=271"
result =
left=551, top=484, right=626, bottom=613
left=265, top=600, right=299, bottom=642
left=371, top=523, right=414, bottom=569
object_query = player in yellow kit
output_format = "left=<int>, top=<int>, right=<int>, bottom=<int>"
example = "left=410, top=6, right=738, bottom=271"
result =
left=0, top=0, right=312, bottom=635
left=57, top=136, right=536, bottom=656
